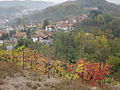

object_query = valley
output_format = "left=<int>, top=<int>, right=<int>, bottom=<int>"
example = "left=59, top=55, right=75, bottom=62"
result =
left=0, top=0, right=120, bottom=90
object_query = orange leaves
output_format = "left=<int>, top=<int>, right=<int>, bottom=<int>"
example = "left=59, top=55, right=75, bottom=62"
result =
left=65, top=58, right=112, bottom=86
left=0, top=48, right=112, bottom=86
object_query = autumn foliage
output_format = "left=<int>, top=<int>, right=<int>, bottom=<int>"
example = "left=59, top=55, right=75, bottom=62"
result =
left=0, top=47, right=112, bottom=86
left=66, top=58, right=112, bottom=85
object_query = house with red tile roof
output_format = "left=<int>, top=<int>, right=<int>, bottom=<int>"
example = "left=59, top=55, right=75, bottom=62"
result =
left=58, top=14, right=87, bottom=25
left=46, top=24, right=75, bottom=31
left=13, top=32, right=27, bottom=40
left=56, top=24, right=75, bottom=30
left=45, top=14, right=88, bottom=31
left=46, top=25, right=56, bottom=31
left=31, top=30, right=53, bottom=44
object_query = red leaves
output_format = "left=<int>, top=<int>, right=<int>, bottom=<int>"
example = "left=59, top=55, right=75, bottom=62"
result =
left=1, top=48, right=113, bottom=86
left=67, top=69, right=73, bottom=72
left=67, top=64, right=76, bottom=68
left=67, top=59, right=113, bottom=86
left=95, top=77, right=105, bottom=80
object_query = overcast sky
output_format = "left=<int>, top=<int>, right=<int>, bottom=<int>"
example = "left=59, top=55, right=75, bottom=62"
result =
left=46, top=0, right=120, bottom=4
left=0, top=0, right=120, bottom=4
left=41, top=0, right=68, bottom=4
left=41, top=0, right=120, bottom=4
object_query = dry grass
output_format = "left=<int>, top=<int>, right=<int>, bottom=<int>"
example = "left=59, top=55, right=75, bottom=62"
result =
left=52, top=80, right=90, bottom=90
left=40, top=79, right=91, bottom=90
left=0, top=61, right=22, bottom=79
left=0, top=61, right=118, bottom=90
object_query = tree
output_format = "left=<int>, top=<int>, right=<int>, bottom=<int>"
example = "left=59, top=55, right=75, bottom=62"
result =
left=84, top=29, right=110, bottom=62
left=16, top=39, right=33, bottom=48
left=89, top=10, right=102, bottom=22
left=97, top=14, right=105, bottom=24
left=109, top=38, right=120, bottom=72
left=113, top=25, right=120, bottom=38
left=16, top=18, right=23, bottom=26
left=9, top=30, right=16, bottom=37
left=53, top=31, right=77, bottom=63
left=26, top=28, right=32, bottom=39
left=43, top=19, right=49, bottom=29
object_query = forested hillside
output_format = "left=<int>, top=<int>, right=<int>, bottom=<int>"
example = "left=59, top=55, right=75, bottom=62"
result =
left=23, top=0, right=120, bottom=23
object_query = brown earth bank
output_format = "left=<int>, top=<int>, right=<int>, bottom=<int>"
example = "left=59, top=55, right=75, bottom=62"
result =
left=0, top=61, right=119, bottom=90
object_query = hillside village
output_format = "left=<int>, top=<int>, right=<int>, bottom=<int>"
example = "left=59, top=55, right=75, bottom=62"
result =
left=46, top=14, right=87, bottom=31
left=0, top=0, right=120, bottom=90
left=0, top=14, right=88, bottom=49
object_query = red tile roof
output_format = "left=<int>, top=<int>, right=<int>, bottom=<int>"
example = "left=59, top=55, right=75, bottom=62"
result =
left=46, top=25, right=56, bottom=28
left=67, top=24, right=74, bottom=26
left=14, top=32, right=26, bottom=38
left=32, top=30, right=52, bottom=38
left=57, top=24, right=74, bottom=27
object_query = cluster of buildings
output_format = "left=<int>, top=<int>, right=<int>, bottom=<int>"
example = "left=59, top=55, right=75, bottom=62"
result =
left=46, top=24, right=75, bottom=31
left=46, top=14, right=87, bottom=31
left=31, top=30, right=53, bottom=44
left=0, top=30, right=10, bottom=44
left=15, top=23, right=43, bottom=32
left=13, top=30, right=53, bottom=44
left=0, top=14, right=88, bottom=45
left=0, top=23, right=52, bottom=45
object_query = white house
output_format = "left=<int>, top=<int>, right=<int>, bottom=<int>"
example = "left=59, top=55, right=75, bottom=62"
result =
left=46, top=25, right=56, bottom=31
left=56, top=24, right=75, bottom=30
left=56, top=25, right=68, bottom=30
left=46, top=24, right=75, bottom=31
left=31, top=30, right=53, bottom=44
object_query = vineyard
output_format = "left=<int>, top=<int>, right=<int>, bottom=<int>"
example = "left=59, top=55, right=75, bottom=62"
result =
left=0, top=46, right=114, bottom=89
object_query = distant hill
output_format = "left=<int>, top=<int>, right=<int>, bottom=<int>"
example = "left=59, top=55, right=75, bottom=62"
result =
left=23, top=0, right=120, bottom=23
left=0, top=6, right=24, bottom=17
left=0, top=1, right=54, bottom=18
left=0, top=1, right=54, bottom=9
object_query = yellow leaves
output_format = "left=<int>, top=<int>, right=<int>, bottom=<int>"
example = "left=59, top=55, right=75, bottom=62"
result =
left=65, top=73, right=79, bottom=79
left=17, top=46, right=25, bottom=51
left=76, top=64, right=85, bottom=73
left=73, top=74, right=79, bottom=79
left=57, top=66, right=64, bottom=71
left=98, top=35, right=109, bottom=47
left=101, top=35, right=108, bottom=43
left=78, top=64, right=84, bottom=67
left=66, top=73, right=72, bottom=79
left=76, top=68, right=84, bottom=73
left=65, top=63, right=85, bottom=80
left=0, top=47, right=112, bottom=85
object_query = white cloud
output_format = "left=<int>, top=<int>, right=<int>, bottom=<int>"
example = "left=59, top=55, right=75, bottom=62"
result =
left=106, top=0, right=120, bottom=4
